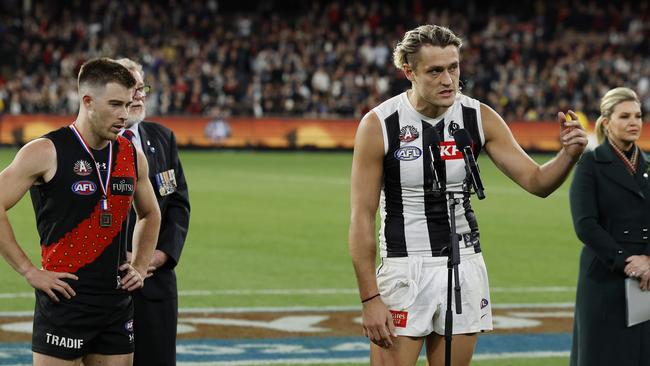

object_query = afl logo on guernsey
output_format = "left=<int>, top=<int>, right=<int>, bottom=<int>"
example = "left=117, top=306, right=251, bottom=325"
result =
left=399, top=125, right=419, bottom=142
left=394, top=146, right=422, bottom=161
left=73, top=160, right=93, bottom=176
left=71, top=181, right=96, bottom=195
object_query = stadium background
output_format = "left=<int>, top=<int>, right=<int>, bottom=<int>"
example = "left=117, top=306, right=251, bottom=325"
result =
left=0, top=0, right=649, bottom=365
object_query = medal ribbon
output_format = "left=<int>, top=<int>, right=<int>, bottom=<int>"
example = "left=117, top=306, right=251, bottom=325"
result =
left=69, top=124, right=113, bottom=205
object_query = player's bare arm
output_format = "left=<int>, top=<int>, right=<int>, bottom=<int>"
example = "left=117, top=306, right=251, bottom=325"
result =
left=120, top=148, right=160, bottom=291
left=482, top=103, right=588, bottom=197
left=0, top=139, right=78, bottom=302
left=349, top=111, right=397, bottom=348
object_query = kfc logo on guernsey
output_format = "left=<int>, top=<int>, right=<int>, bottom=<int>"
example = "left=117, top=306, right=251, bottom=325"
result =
left=110, top=177, right=135, bottom=196
left=399, top=125, right=419, bottom=142
left=73, top=160, right=93, bottom=176
left=439, top=141, right=463, bottom=160
left=390, top=310, right=408, bottom=328
left=394, top=146, right=422, bottom=161
left=71, top=180, right=97, bottom=195
left=46, top=333, right=83, bottom=349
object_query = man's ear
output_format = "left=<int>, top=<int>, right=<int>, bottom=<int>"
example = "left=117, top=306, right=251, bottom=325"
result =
left=403, top=63, right=415, bottom=82
left=82, top=95, right=93, bottom=109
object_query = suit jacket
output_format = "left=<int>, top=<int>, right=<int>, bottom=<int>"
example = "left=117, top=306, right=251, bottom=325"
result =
left=569, top=140, right=650, bottom=366
left=127, top=121, right=190, bottom=300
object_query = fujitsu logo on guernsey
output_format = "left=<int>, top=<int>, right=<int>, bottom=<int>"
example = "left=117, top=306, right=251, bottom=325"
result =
left=399, top=125, right=419, bottom=142
left=110, top=177, right=135, bottom=196
left=71, top=180, right=96, bottom=195
left=394, top=146, right=422, bottom=161
left=45, top=333, right=83, bottom=349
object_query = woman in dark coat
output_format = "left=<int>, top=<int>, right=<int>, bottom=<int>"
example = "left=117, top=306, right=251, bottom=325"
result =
left=570, top=87, right=650, bottom=366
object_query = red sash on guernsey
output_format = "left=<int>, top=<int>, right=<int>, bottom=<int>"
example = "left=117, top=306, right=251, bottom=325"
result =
left=41, top=136, right=137, bottom=273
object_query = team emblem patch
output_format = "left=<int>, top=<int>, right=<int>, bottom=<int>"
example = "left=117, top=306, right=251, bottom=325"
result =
left=480, top=298, right=489, bottom=309
left=399, top=125, right=419, bottom=142
left=390, top=310, right=408, bottom=328
left=124, top=319, right=134, bottom=332
left=73, top=160, right=93, bottom=176
left=71, top=181, right=96, bottom=195
left=448, top=121, right=460, bottom=135
left=394, top=146, right=422, bottom=161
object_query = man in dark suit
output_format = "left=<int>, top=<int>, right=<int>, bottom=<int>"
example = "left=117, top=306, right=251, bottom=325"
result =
left=117, top=58, right=191, bottom=366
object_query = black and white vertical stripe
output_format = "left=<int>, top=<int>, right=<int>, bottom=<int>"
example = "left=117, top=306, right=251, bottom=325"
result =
left=375, top=93, right=485, bottom=257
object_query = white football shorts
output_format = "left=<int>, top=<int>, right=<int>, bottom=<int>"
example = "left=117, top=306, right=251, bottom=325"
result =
left=376, top=250, right=493, bottom=337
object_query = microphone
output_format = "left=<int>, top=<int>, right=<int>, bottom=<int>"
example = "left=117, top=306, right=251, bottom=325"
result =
left=428, top=130, right=446, bottom=192
left=452, top=129, right=485, bottom=199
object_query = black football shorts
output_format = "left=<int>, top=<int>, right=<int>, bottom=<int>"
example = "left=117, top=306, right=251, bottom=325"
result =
left=31, top=290, right=135, bottom=360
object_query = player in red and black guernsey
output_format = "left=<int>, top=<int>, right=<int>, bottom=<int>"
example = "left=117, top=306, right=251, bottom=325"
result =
left=0, top=58, right=161, bottom=366
left=349, top=25, right=588, bottom=365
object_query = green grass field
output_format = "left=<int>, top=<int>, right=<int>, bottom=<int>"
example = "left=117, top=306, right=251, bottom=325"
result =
left=0, top=149, right=580, bottom=365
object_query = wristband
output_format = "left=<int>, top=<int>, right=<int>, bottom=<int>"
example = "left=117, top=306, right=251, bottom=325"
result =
left=361, top=293, right=381, bottom=303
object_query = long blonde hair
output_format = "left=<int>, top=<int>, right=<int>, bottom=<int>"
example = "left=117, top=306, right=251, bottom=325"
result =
left=595, top=87, right=640, bottom=144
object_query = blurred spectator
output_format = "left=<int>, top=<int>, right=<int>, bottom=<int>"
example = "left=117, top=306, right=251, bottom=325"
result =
left=0, top=0, right=648, bottom=121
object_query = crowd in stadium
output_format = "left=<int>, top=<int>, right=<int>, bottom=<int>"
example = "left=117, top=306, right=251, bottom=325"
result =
left=0, top=0, right=648, bottom=121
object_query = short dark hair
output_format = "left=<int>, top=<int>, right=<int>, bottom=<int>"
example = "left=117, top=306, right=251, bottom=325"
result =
left=78, top=58, right=136, bottom=91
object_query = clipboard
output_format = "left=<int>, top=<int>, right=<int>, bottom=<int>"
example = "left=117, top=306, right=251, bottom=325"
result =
left=625, top=277, right=650, bottom=327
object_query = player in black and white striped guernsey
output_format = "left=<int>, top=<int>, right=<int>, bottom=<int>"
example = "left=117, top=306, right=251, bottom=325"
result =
left=349, top=24, right=588, bottom=366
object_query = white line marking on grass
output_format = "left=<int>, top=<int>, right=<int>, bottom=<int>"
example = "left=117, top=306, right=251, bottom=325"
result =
left=179, top=289, right=359, bottom=296
left=0, top=286, right=576, bottom=300
left=509, top=311, right=575, bottom=318
left=180, top=302, right=574, bottom=314
left=0, top=303, right=575, bottom=317
left=178, top=286, right=575, bottom=296
left=0, top=311, right=32, bottom=318
left=491, top=286, right=575, bottom=293
left=473, top=351, right=570, bottom=360
left=0, top=293, right=32, bottom=299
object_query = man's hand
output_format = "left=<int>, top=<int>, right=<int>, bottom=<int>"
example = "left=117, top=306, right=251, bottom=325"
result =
left=127, top=249, right=168, bottom=277
left=149, top=249, right=168, bottom=271
left=119, top=262, right=145, bottom=291
left=24, top=267, right=78, bottom=302
left=557, top=110, right=588, bottom=158
left=362, top=296, right=397, bottom=349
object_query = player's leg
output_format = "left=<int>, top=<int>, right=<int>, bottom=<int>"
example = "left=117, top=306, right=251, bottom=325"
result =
left=33, top=353, right=82, bottom=366
left=425, top=333, right=477, bottom=366
left=427, top=252, right=492, bottom=366
left=83, top=353, right=133, bottom=366
left=371, top=336, right=424, bottom=366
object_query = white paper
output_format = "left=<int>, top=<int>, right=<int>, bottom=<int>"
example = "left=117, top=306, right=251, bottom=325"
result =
left=625, top=277, right=650, bottom=327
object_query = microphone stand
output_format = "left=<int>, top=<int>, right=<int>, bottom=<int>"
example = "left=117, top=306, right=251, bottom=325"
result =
left=430, top=145, right=475, bottom=366
left=443, top=187, right=467, bottom=366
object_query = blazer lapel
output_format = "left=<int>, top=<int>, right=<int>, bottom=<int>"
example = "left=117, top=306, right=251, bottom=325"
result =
left=595, top=142, right=645, bottom=199
left=137, top=122, right=151, bottom=158
left=636, top=150, right=650, bottom=192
